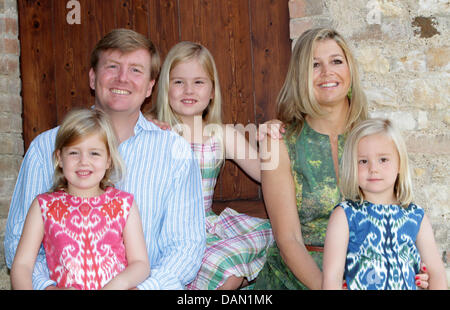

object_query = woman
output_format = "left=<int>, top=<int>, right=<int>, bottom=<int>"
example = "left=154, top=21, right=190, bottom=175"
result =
left=254, top=28, right=429, bottom=289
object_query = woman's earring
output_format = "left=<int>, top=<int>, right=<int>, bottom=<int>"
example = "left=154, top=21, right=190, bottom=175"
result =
left=347, top=86, right=353, bottom=100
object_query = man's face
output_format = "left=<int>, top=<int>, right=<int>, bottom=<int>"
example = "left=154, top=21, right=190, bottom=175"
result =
left=89, top=48, right=155, bottom=116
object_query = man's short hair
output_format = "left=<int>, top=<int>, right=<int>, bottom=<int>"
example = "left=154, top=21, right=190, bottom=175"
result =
left=90, top=28, right=161, bottom=80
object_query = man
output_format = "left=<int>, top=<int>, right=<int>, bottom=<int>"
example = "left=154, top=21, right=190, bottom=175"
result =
left=4, top=29, right=205, bottom=290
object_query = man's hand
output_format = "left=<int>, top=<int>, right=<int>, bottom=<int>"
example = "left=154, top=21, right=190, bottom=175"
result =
left=144, top=114, right=171, bottom=130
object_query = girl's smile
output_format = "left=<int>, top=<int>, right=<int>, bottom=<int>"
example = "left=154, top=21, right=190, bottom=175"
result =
left=168, top=58, right=214, bottom=120
left=57, top=132, right=111, bottom=197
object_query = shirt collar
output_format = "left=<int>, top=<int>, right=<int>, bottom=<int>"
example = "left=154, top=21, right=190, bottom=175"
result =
left=134, top=112, right=161, bottom=134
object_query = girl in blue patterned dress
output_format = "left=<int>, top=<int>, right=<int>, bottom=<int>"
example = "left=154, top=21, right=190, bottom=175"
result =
left=322, top=118, right=447, bottom=289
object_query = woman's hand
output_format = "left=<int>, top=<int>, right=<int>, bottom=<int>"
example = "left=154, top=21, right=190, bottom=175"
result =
left=257, top=119, right=285, bottom=141
left=415, top=262, right=430, bottom=289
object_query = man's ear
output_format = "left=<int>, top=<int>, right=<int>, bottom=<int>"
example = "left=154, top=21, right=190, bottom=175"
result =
left=146, top=79, right=156, bottom=98
left=89, top=68, right=96, bottom=90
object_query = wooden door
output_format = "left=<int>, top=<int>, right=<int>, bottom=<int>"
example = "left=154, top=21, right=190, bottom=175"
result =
left=18, top=0, right=291, bottom=207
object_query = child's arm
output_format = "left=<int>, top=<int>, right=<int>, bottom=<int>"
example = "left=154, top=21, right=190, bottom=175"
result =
left=102, top=201, right=150, bottom=290
left=10, top=198, right=45, bottom=290
left=322, top=206, right=349, bottom=289
left=223, top=125, right=261, bottom=182
left=415, top=214, right=447, bottom=289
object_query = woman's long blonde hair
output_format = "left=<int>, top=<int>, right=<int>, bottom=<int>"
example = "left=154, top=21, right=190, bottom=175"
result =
left=339, top=118, right=414, bottom=207
left=277, top=28, right=368, bottom=136
left=52, top=108, right=125, bottom=192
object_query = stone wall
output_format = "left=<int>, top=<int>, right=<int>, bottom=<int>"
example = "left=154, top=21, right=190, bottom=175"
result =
left=289, top=0, right=449, bottom=284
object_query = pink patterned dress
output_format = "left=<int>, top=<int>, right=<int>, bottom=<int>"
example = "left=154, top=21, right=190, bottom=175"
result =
left=38, top=187, right=133, bottom=290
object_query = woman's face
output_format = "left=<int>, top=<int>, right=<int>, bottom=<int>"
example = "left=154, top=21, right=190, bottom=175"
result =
left=311, top=39, right=351, bottom=108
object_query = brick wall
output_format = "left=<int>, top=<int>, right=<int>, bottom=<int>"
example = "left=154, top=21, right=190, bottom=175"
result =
left=0, top=0, right=21, bottom=289
left=289, top=0, right=449, bottom=284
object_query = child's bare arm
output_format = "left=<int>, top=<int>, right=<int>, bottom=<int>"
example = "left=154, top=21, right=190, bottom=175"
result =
left=10, top=199, right=44, bottom=290
left=416, top=214, right=447, bottom=290
left=322, top=207, right=349, bottom=289
left=102, top=201, right=150, bottom=290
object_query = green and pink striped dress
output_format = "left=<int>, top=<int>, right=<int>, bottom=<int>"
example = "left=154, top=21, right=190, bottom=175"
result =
left=186, top=136, right=274, bottom=290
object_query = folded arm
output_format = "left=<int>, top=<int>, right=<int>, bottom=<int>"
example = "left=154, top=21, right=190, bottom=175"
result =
left=137, top=142, right=205, bottom=290
left=260, top=136, right=322, bottom=290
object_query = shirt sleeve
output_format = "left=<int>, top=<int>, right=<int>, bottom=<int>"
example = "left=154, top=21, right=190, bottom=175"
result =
left=3, top=133, right=57, bottom=290
left=137, top=138, right=206, bottom=290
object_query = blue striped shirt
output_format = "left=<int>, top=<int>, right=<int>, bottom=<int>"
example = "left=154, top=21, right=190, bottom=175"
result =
left=4, top=113, right=206, bottom=290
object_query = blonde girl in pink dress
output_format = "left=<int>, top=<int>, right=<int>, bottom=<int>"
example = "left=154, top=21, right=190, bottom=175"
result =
left=10, top=108, right=149, bottom=290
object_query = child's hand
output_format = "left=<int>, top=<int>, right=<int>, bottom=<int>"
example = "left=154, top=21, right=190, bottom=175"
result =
left=257, top=119, right=285, bottom=141
left=45, top=285, right=76, bottom=290
left=144, top=114, right=171, bottom=130
left=415, top=262, right=430, bottom=289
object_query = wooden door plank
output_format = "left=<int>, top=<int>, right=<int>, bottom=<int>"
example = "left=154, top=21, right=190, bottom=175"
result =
left=18, top=0, right=57, bottom=148
left=250, top=0, right=291, bottom=123
left=178, top=0, right=259, bottom=201
left=115, top=0, right=150, bottom=36
left=53, top=0, right=93, bottom=123
left=144, top=0, right=180, bottom=113
left=87, top=0, right=118, bottom=46
left=147, top=0, right=179, bottom=58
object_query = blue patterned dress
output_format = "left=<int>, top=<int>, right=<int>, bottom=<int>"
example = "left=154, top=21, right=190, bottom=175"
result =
left=337, top=199, right=424, bottom=290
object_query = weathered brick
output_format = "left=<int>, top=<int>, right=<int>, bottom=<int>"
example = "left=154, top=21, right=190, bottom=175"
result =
left=405, top=134, right=450, bottom=155
left=356, top=47, right=390, bottom=74
left=0, top=113, right=22, bottom=133
left=4, top=17, right=18, bottom=36
left=2, top=37, right=19, bottom=55
left=426, top=46, right=450, bottom=71
left=0, top=55, right=19, bottom=76
left=0, top=94, right=21, bottom=113
left=288, top=0, right=326, bottom=18
left=0, top=133, right=23, bottom=155
left=0, top=155, right=22, bottom=179
left=289, top=16, right=332, bottom=39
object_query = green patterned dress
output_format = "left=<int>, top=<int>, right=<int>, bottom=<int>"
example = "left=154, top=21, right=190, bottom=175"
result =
left=254, top=121, right=346, bottom=289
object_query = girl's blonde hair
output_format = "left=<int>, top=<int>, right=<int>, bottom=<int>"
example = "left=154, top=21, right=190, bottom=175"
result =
left=52, top=108, right=125, bottom=192
left=339, top=118, right=414, bottom=207
left=277, top=28, right=368, bottom=136
left=155, top=41, right=225, bottom=166
left=155, top=41, right=222, bottom=127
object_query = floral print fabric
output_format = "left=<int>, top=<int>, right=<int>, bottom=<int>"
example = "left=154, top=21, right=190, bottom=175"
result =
left=338, top=199, right=423, bottom=290
left=255, top=121, right=345, bottom=289
left=38, top=187, right=132, bottom=290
